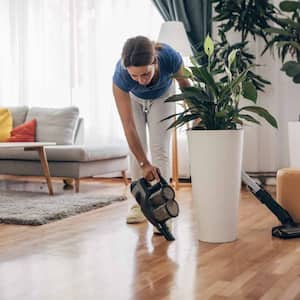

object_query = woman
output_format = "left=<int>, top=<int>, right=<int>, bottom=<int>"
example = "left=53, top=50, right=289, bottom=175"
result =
left=113, top=35, right=190, bottom=225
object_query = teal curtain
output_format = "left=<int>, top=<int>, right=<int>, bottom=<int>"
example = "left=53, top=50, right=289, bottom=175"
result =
left=152, top=0, right=212, bottom=54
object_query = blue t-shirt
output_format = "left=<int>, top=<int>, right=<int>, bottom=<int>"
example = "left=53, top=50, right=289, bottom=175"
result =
left=113, top=43, right=182, bottom=99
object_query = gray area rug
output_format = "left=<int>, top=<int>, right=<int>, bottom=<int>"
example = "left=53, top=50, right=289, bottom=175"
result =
left=0, top=190, right=127, bottom=225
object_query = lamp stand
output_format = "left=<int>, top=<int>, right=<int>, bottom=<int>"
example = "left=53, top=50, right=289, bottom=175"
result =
left=171, top=110, right=192, bottom=191
left=172, top=127, right=179, bottom=190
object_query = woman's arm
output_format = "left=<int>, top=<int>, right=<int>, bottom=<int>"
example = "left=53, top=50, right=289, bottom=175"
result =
left=174, top=63, right=191, bottom=88
left=112, top=83, right=160, bottom=181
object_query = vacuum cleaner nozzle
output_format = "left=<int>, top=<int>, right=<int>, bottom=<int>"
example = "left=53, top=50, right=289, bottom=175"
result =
left=272, top=224, right=300, bottom=239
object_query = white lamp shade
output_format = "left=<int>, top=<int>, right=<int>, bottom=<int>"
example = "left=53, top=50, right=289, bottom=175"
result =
left=157, top=21, right=193, bottom=57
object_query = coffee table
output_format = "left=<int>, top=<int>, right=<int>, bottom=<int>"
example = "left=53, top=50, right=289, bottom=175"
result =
left=0, top=142, right=56, bottom=195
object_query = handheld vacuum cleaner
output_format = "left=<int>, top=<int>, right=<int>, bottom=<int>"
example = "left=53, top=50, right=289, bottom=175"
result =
left=242, top=170, right=300, bottom=239
left=130, top=174, right=179, bottom=241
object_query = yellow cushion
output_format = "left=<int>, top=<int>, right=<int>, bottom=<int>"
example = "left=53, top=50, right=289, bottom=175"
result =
left=0, top=108, right=13, bottom=142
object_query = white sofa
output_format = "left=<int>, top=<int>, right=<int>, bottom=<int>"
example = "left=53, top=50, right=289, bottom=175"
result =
left=0, top=106, right=129, bottom=192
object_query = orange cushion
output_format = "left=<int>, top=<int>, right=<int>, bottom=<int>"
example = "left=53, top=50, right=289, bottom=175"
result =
left=0, top=108, right=13, bottom=142
left=277, top=168, right=300, bottom=222
left=6, top=119, right=37, bottom=142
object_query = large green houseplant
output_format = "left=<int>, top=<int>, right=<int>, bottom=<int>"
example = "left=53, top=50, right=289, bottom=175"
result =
left=163, top=36, right=278, bottom=243
left=164, top=36, right=278, bottom=131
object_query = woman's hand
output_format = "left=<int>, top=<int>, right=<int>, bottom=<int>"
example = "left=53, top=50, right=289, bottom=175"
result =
left=141, top=162, right=160, bottom=182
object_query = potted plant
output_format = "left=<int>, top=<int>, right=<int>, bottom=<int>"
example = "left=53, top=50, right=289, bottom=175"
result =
left=163, top=36, right=278, bottom=243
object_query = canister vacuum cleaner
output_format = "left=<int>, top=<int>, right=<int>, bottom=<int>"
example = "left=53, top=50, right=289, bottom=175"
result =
left=130, top=174, right=179, bottom=241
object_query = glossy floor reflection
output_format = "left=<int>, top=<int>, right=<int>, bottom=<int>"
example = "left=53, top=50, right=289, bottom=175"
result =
left=0, top=177, right=300, bottom=300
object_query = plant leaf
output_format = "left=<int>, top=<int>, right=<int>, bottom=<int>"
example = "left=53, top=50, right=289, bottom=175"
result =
left=276, top=18, right=300, bottom=31
left=215, top=110, right=227, bottom=118
left=183, top=67, right=193, bottom=78
left=164, top=94, right=185, bottom=103
left=293, top=74, right=300, bottom=83
left=238, top=114, right=261, bottom=124
left=204, top=35, right=214, bottom=57
left=220, top=68, right=249, bottom=101
left=231, top=118, right=243, bottom=126
left=242, top=81, right=257, bottom=102
left=228, top=49, right=237, bottom=68
left=281, top=61, right=300, bottom=77
left=181, top=86, right=211, bottom=102
left=240, top=106, right=278, bottom=128
left=264, top=27, right=294, bottom=36
left=279, top=1, right=300, bottom=12
left=193, top=66, right=219, bottom=97
left=276, top=41, right=300, bottom=51
left=161, top=111, right=185, bottom=122
left=166, top=113, right=201, bottom=130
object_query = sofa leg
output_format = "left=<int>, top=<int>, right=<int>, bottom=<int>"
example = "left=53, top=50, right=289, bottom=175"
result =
left=121, top=170, right=129, bottom=185
left=75, top=179, right=80, bottom=193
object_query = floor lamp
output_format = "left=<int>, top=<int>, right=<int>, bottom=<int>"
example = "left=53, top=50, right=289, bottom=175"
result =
left=157, top=21, right=193, bottom=190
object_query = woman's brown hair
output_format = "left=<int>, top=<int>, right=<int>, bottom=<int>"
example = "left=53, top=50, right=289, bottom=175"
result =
left=121, top=36, right=162, bottom=68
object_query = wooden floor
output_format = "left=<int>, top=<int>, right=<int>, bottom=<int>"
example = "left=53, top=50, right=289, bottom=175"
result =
left=0, top=177, right=300, bottom=300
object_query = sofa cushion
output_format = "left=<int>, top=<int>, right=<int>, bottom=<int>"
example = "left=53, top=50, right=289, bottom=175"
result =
left=7, top=106, right=28, bottom=128
left=6, top=119, right=37, bottom=142
left=0, top=108, right=13, bottom=141
left=25, top=107, right=79, bottom=145
left=0, top=144, right=128, bottom=162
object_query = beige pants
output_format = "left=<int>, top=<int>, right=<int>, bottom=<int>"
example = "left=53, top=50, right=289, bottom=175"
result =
left=129, top=82, right=176, bottom=181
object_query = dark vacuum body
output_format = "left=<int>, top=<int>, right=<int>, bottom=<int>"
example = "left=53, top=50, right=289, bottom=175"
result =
left=130, top=174, right=179, bottom=241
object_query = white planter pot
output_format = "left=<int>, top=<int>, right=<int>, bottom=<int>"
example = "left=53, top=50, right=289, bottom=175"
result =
left=187, top=129, right=244, bottom=243
left=288, top=121, right=300, bottom=167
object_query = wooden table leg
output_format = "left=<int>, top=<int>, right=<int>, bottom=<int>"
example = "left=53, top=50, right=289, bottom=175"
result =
left=25, top=146, right=54, bottom=195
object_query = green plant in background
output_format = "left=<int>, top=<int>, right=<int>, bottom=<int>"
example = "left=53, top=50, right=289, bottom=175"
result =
left=212, top=0, right=278, bottom=43
left=210, top=0, right=278, bottom=92
left=163, top=36, right=278, bottom=131
left=197, top=30, right=271, bottom=92
left=263, top=0, right=300, bottom=83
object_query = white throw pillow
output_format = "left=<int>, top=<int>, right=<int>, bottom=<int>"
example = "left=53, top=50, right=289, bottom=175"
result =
left=26, top=107, right=79, bottom=145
